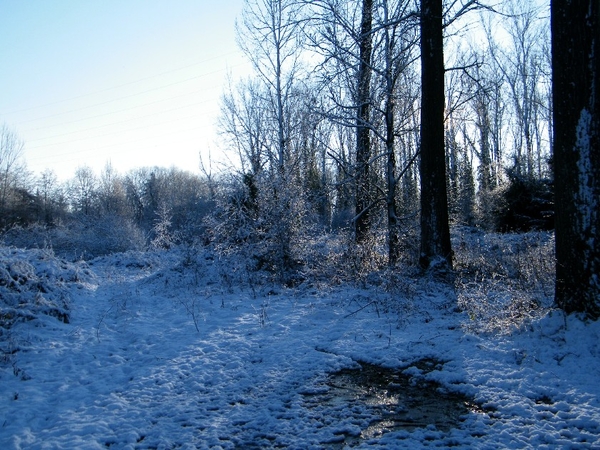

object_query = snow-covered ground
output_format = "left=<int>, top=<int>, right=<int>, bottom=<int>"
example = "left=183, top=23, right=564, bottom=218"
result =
left=1, top=245, right=599, bottom=449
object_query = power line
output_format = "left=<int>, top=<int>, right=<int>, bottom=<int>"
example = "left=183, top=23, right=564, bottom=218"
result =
left=27, top=123, right=214, bottom=165
left=24, top=87, right=219, bottom=139
left=25, top=104, right=216, bottom=150
left=18, top=61, right=247, bottom=125
left=5, top=50, right=244, bottom=116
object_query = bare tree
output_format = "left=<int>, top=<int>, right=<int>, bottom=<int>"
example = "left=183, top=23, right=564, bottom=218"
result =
left=353, top=0, right=374, bottom=243
left=372, top=0, right=419, bottom=264
left=302, top=0, right=376, bottom=242
left=305, top=0, right=420, bottom=261
left=233, top=0, right=313, bottom=278
left=219, top=77, right=269, bottom=177
left=0, top=123, right=27, bottom=226
left=552, top=0, right=600, bottom=318
left=485, top=2, right=550, bottom=178
left=37, top=169, right=63, bottom=225
left=237, top=0, right=305, bottom=173
left=69, top=166, right=97, bottom=216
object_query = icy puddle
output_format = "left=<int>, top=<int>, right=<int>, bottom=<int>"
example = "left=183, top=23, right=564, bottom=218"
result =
left=304, top=359, right=482, bottom=446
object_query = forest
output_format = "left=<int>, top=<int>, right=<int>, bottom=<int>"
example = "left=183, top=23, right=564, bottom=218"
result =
left=1, top=1, right=555, bottom=273
left=1, top=0, right=599, bottom=447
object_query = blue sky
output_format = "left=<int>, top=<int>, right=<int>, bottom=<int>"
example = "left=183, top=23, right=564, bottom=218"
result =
left=0, top=0, right=251, bottom=180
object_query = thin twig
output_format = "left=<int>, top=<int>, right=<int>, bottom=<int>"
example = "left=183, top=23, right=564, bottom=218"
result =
left=344, top=300, right=377, bottom=318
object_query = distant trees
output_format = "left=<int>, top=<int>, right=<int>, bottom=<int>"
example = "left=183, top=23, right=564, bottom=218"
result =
left=68, top=166, right=97, bottom=216
left=488, top=3, right=549, bottom=178
left=97, top=162, right=127, bottom=217
left=425, top=1, right=552, bottom=234
left=475, top=2, right=552, bottom=230
left=0, top=160, right=214, bottom=258
left=36, top=169, right=66, bottom=225
left=0, top=124, right=30, bottom=227
left=552, top=0, right=600, bottom=318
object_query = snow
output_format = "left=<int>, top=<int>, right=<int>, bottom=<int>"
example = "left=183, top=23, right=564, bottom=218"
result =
left=1, top=245, right=600, bottom=449
left=575, top=107, right=597, bottom=236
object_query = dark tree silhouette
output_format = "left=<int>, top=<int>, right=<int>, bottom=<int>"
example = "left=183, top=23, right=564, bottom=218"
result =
left=552, top=0, right=600, bottom=318
left=419, top=0, right=452, bottom=269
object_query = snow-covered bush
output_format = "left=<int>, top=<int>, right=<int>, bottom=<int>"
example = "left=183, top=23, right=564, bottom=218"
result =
left=2, top=215, right=146, bottom=260
left=150, top=203, right=177, bottom=250
left=0, top=246, right=94, bottom=360
left=205, top=173, right=314, bottom=286
left=327, top=229, right=388, bottom=287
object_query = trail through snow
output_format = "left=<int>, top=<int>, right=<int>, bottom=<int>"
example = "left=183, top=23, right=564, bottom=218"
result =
left=1, top=248, right=599, bottom=448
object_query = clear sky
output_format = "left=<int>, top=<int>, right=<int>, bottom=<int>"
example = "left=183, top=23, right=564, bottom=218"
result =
left=0, top=0, right=252, bottom=181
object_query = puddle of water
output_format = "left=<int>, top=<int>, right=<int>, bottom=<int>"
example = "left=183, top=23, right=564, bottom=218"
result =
left=303, top=359, right=484, bottom=446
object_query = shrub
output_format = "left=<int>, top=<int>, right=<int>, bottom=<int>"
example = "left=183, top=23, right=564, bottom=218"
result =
left=453, top=228, right=555, bottom=334
left=1, top=216, right=145, bottom=260
left=491, top=171, right=554, bottom=232
left=204, top=172, right=313, bottom=286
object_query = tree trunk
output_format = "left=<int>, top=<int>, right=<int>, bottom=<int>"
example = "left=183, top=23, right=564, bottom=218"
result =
left=552, top=0, right=600, bottom=318
left=386, top=89, right=400, bottom=265
left=355, top=0, right=373, bottom=243
left=419, top=0, right=452, bottom=269
left=382, top=0, right=400, bottom=265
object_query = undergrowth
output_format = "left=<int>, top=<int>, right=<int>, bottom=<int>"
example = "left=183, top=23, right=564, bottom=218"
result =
left=0, top=246, right=94, bottom=364
left=1, top=225, right=558, bottom=344
left=453, top=227, right=555, bottom=334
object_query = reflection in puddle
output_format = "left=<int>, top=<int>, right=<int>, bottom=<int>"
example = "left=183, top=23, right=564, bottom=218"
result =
left=303, top=359, right=486, bottom=446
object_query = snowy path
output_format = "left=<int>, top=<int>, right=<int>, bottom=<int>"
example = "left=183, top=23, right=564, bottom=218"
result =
left=1, top=250, right=600, bottom=448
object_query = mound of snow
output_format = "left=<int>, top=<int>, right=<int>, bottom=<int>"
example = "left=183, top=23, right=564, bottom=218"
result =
left=0, top=246, right=94, bottom=332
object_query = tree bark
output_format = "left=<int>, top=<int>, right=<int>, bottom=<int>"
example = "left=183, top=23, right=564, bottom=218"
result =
left=552, top=0, right=600, bottom=318
left=382, top=0, right=400, bottom=265
left=386, top=90, right=400, bottom=265
left=419, top=0, right=452, bottom=269
left=355, top=0, right=373, bottom=243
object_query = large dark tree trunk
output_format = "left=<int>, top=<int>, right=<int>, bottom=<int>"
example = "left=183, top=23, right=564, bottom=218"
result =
left=419, top=0, right=452, bottom=269
left=355, top=0, right=373, bottom=243
left=552, top=0, right=600, bottom=318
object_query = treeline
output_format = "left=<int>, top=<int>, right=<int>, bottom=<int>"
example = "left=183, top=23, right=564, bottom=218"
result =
left=0, top=162, right=214, bottom=258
